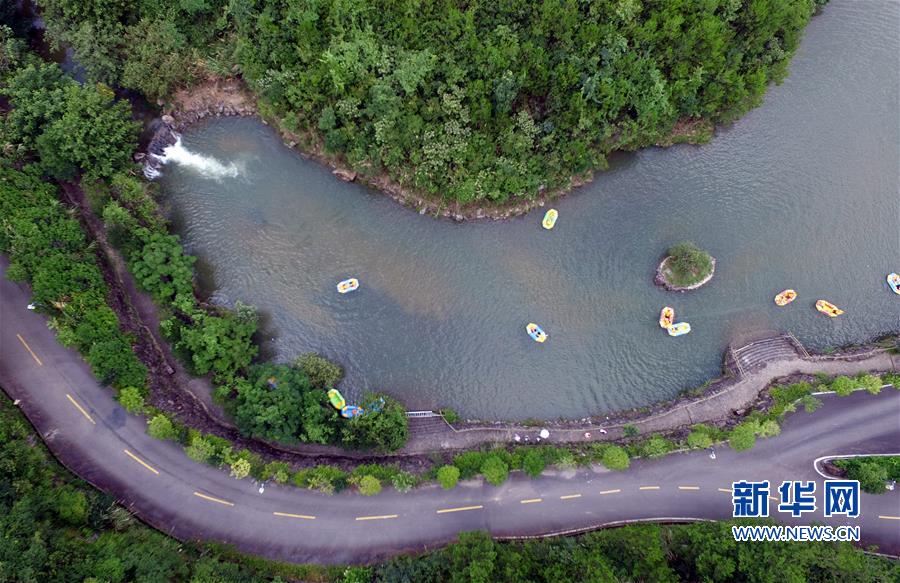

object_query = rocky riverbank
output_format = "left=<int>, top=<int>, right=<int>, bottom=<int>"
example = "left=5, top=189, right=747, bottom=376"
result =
left=655, top=255, right=717, bottom=291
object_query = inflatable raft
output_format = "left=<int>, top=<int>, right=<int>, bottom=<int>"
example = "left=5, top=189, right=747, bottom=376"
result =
left=815, top=299, right=844, bottom=317
left=327, top=389, right=346, bottom=410
left=341, top=405, right=363, bottom=419
left=667, top=322, right=691, bottom=337
left=337, top=278, right=359, bottom=293
left=542, top=209, right=558, bottom=230
left=888, top=273, right=900, bottom=295
left=659, top=306, right=675, bottom=328
left=774, top=289, right=797, bottom=306
left=526, top=323, right=548, bottom=343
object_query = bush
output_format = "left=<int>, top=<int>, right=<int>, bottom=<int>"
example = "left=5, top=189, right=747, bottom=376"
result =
left=117, top=386, right=145, bottom=413
left=440, top=408, right=461, bottom=424
left=294, top=465, right=349, bottom=495
left=729, top=422, right=759, bottom=451
left=555, top=451, right=578, bottom=471
left=622, top=424, right=639, bottom=438
left=830, top=376, right=855, bottom=396
left=480, top=455, right=509, bottom=486
left=391, top=471, right=416, bottom=493
left=856, top=374, right=882, bottom=395
left=356, top=475, right=382, bottom=496
left=601, top=446, right=630, bottom=471
left=640, top=435, right=673, bottom=457
left=184, top=435, right=216, bottom=464
left=522, top=449, right=546, bottom=477
left=295, top=352, right=343, bottom=389
left=799, top=394, right=823, bottom=413
left=229, top=458, right=251, bottom=480
left=341, top=393, right=409, bottom=452
left=882, top=372, right=900, bottom=388
left=758, top=420, right=781, bottom=438
left=664, top=242, right=713, bottom=287
left=437, top=465, right=460, bottom=490
left=452, top=451, right=487, bottom=480
left=686, top=430, right=713, bottom=449
left=261, top=461, right=292, bottom=484
left=147, top=414, right=177, bottom=441
left=835, top=457, right=899, bottom=494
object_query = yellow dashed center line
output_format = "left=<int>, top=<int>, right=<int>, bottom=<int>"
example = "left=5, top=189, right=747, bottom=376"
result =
left=718, top=488, right=732, bottom=494
left=123, top=449, right=159, bottom=475
left=355, top=514, right=398, bottom=521
left=273, top=511, right=316, bottom=520
left=17, top=333, right=42, bottom=366
left=678, top=486, right=700, bottom=491
left=878, top=515, right=900, bottom=521
left=560, top=494, right=582, bottom=500
left=599, top=489, right=621, bottom=495
left=193, top=491, right=234, bottom=506
left=65, top=394, right=95, bottom=425
left=639, top=486, right=661, bottom=491
left=437, top=505, right=483, bottom=514
left=520, top=498, right=542, bottom=504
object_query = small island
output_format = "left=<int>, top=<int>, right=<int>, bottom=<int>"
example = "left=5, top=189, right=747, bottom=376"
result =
left=655, top=242, right=716, bottom=291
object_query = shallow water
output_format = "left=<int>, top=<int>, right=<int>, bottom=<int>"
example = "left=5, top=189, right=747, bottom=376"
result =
left=158, top=0, right=899, bottom=419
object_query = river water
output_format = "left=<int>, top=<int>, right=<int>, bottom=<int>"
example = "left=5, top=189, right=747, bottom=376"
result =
left=158, top=0, right=899, bottom=419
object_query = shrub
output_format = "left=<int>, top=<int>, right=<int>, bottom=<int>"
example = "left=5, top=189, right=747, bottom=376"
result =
left=729, top=422, right=759, bottom=451
left=229, top=458, right=251, bottom=480
left=391, top=471, right=416, bottom=493
left=440, top=408, right=461, bottom=424
left=836, top=457, right=899, bottom=494
left=622, top=424, right=639, bottom=438
left=357, top=475, right=382, bottom=496
left=341, top=393, right=409, bottom=452
left=856, top=374, right=882, bottom=395
left=555, top=451, right=577, bottom=471
left=55, top=488, right=88, bottom=526
left=480, top=455, right=509, bottom=486
left=522, top=449, right=546, bottom=477
left=601, top=446, right=630, bottom=471
left=117, top=386, right=145, bottom=413
left=640, top=435, right=673, bottom=457
left=184, top=435, right=216, bottom=464
left=758, top=420, right=781, bottom=438
left=295, top=352, right=343, bottom=389
left=453, top=451, right=487, bottom=480
left=799, top=394, right=823, bottom=413
left=147, top=414, right=177, bottom=441
left=437, top=465, right=460, bottom=490
left=882, top=372, right=900, bottom=388
left=830, top=376, right=855, bottom=396
left=261, top=461, right=292, bottom=484
left=686, top=429, right=713, bottom=449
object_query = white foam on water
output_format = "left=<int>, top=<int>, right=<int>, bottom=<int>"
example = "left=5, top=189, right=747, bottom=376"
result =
left=151, top=135, right=240, bottom=179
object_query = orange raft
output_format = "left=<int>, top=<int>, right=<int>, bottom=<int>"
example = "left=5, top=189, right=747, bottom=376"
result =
left=774, top=289, right=797, bottom=306
left=815, top=299, right=844, bottom=317
left=659, top=306, right=675, bottom=328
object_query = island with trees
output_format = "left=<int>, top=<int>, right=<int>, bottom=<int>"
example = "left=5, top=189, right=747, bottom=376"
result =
left=656, top=241, right=716, bottom=291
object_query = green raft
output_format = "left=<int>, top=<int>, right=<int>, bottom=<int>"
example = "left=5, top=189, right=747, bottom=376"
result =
left=327, top=389, right=346, bottom=410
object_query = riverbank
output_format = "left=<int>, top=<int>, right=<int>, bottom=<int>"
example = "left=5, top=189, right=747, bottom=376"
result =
left=151, top=76, right=713, bottom=222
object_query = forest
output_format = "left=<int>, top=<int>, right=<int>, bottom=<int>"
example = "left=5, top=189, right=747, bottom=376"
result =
left=33, top=0, right=826, bottom=204
left=2, top=391, right=896, bottom=583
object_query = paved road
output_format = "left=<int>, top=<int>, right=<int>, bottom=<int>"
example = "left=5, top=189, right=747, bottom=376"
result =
left=1, top=261, right=898, bottom=563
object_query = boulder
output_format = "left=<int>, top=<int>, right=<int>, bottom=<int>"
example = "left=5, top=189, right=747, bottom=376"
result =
left=332, top=168, right=357, bottom=182
left=161, top=114, right=175, bottom=125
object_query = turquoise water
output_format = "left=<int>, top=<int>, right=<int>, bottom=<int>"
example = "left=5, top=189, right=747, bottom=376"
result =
left=158, top=0, right=899, bottom=419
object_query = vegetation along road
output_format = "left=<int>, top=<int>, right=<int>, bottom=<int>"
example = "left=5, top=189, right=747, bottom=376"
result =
left=2, top=260, right=898, bottom=564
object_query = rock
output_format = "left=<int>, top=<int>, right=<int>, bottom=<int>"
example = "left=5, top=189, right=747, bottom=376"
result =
left=161, top=114, right=175, bottom=125
left=133, top=152, right=146, bottom=161
left=332, top=168, right=357, bottom=182
left=218, top=104, right=225, bottom=114
left=453, top=214, right=464, bottom=222
left=419, top=207, right=427, bottom=215
left=288, top=141, right=297, bottom=148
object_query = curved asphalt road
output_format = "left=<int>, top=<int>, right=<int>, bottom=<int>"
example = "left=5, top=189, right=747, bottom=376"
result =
left=1, top=259, right=898, bottom=563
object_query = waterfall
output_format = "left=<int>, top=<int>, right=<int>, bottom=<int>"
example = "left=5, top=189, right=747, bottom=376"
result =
left=148, top=135, right=240, bottom=180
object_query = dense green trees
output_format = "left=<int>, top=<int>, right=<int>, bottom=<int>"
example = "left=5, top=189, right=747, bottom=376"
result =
left=835, top=456, right=899, bottom=494
left=231, top=363, right=339, bottom=445
left=341, top=393, right=409, bottom=452
left=663, top=241, right=714, bottom=287
left=35, top=0, right=822, bottom=204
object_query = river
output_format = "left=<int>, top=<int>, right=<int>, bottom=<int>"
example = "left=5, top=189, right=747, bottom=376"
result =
left=157, top=0, right=899, bottom=419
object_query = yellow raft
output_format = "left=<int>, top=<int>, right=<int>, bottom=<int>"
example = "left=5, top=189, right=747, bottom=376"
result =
left=336, top=278, right=359, bottom=294
left=659, top=306, right=675, bottom=328
left=526, top=323, right=548, bottom=343
left=815, top=299, right=843, bottom=317
left=542, top=209, right=558, bottom=230
left=774, top=289, right=797, bottom=306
